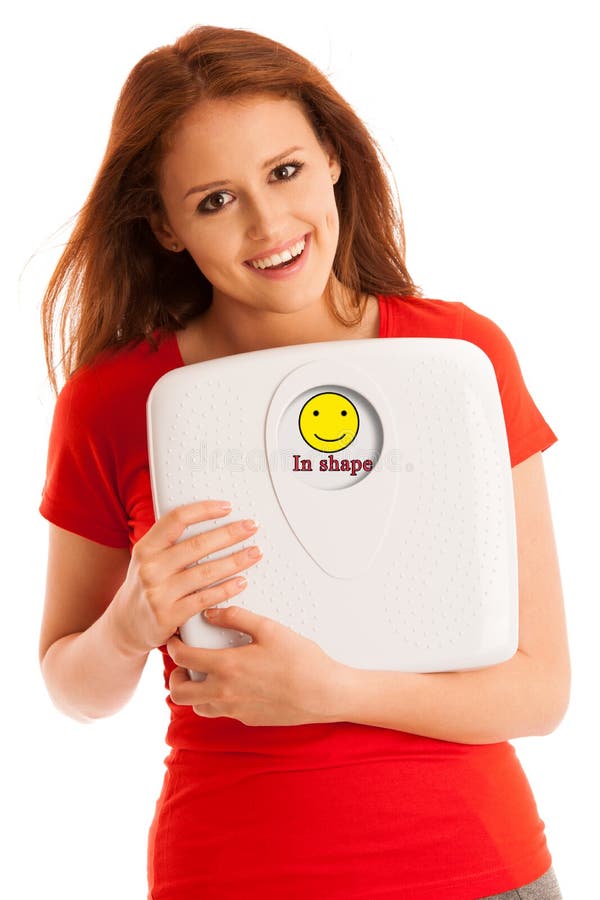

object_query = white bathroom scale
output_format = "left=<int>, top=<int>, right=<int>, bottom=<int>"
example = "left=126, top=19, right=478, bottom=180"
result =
left=147, top=338, right=518, bottom=676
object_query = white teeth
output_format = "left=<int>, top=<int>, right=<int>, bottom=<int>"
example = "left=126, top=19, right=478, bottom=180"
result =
left=250, top=237, right=306, bottom=269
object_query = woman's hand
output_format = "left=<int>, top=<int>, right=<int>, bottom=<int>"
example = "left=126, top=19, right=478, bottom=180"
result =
left=110, top=500, right=262, bottom=656
left=167, top=606, right=346, bottom=727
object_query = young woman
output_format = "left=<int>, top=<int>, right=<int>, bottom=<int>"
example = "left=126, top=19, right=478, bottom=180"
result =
left=38, top=25, right=569, bottom=900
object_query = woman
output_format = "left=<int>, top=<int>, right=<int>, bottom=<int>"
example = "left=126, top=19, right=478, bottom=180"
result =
left=38, top=25, right=569, bottom=900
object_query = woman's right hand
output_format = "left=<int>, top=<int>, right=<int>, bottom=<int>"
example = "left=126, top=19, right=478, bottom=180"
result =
left=111, top=500, right=261, bottom=656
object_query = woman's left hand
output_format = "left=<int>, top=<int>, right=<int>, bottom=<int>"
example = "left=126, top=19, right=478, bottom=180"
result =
left=167, top=606, right=347, bottom=727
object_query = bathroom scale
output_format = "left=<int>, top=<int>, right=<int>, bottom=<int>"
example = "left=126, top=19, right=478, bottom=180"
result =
left=147, top=337, right=518, bottom=679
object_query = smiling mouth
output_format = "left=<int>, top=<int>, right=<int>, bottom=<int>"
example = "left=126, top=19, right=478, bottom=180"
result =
left=245, top=233, right=309, bottom=268
left=314, top=433, right=346, bottom=442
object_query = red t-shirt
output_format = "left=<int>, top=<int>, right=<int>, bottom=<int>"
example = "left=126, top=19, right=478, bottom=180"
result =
left=39, top=295, right=558, bottom=899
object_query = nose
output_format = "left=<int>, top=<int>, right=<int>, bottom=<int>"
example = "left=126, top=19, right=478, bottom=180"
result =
left=244, top=191, right=288, bottom=244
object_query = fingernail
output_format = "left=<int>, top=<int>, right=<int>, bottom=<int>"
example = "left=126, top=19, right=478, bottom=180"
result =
left=216, top=501, right=232, bottom=511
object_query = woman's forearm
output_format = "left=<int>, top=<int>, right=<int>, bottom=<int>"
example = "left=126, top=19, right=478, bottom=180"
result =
left=332, top=650, right=569, bottom=744
left=40, top=599, right=149, bottom=723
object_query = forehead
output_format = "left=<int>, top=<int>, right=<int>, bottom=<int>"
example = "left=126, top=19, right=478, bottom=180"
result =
left=160, top=93, right=319, bottom=182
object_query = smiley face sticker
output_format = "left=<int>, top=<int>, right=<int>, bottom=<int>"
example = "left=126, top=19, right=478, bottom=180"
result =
left=298, top=391, right=360, bottom=452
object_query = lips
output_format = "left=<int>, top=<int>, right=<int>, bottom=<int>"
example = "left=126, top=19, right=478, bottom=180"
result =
left=244, top=233, right=308, bottom=266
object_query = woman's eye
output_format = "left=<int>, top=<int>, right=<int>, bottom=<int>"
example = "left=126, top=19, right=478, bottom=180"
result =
left=197, top=160, right=304, bottom=214
left=272, top=162, right=302, bottom=181
left=198, top=191, right=233, bottom=214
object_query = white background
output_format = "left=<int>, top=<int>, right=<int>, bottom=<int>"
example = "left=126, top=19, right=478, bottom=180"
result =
left=3, top=1, right=598, bottom=897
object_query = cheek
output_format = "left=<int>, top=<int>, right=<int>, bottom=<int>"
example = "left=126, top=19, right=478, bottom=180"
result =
left=317, top=186, right=340, bottom=238
left=301, top=177, right=339, bottom=229
left=187, top=231, right=235, bottom=276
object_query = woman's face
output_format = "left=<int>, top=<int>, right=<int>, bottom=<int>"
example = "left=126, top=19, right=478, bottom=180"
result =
left=151, top=93, right=342, bottom=316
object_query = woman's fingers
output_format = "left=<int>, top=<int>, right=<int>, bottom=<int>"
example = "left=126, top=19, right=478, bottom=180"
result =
left=178, top=542, right=262, bottom=596
left=113, top=499, right=262, bottom=654
left=139, top=500, right=233, bottom=555
left=175, top=570, right=251, bottom=627
left=165, top=515, right=260, bottom=574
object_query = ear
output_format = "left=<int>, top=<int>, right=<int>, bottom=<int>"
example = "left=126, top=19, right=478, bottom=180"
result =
left=322, top=139, right=341, bottom=185
left=147, top=210, right=182, bottom=252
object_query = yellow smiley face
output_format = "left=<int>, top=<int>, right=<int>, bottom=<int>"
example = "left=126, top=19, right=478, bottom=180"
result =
left=298, top=392, right=360, bottom=452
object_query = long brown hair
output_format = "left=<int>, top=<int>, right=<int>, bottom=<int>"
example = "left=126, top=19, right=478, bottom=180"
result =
left=41, top=25, right=421, bottom=394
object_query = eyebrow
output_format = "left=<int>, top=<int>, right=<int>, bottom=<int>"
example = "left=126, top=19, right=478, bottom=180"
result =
left=182, top=146, right=305, bottom=200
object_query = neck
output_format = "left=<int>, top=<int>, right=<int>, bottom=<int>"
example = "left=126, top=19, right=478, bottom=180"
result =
left=202, top=284, right=367, bottom=357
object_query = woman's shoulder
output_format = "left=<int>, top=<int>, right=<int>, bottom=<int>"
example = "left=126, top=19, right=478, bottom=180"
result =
left=380, top=293, right=527, bottom=383
left=56, top=332, right=181, bottom=425
left=380, top=293, right=466, bottom=337
left=58, top=329, right=180, bottom=404
left=381, top=293, right=512, bottom=349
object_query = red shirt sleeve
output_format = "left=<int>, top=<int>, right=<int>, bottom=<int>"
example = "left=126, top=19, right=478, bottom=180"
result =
left=39, top=366, right=130, bottom=548
left=458, top=302, right=558, bottom=467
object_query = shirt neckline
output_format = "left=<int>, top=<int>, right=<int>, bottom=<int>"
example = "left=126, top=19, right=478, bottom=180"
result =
left=167, top=293, right=388, bottom=368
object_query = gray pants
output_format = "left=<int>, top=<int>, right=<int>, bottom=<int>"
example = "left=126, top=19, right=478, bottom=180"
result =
left=481, top=866, right=561, bottom=899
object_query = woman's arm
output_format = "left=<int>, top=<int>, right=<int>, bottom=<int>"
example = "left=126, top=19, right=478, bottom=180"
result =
left=40, top=503, right=264, bottom=723
left=331, top=451, right=571, bottom=743
left=39, top=525, right=146, bottom=723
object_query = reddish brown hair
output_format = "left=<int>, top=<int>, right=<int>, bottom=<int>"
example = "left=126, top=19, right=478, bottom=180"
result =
left=41, top=24, right=421, bottom=394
